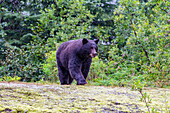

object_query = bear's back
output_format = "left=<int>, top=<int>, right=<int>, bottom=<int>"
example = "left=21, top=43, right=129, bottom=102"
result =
left=57, top=39, right=83, bottom=57
left=59, top=40, right=82, bottom=52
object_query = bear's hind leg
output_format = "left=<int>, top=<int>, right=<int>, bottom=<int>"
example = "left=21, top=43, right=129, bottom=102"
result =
left=58, top=66, right=70, bottom=85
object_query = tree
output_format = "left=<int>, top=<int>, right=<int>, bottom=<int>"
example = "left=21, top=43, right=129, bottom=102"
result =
left=111, top=0, right=169, bottom=87
left=0, top=0, right=53, bottom=81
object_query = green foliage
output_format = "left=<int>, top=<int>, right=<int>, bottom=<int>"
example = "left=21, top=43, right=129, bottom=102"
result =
left=32, top=0, right=94, bottom=45
left=0, top=75, right=21, bottom=82
left=89, top=46, right=133, bottom=86
left=84, top=0, right=117, bottom=40
left=42, top=44, right=59, bottom=83
left=0, top=0, right=43, bottom=61
left=0, top=36, right=47, bottom=81
left=88, top=57, right=110, bottom=86
left=88, top=0, right=169, bottom=88
left=112, top=0, right=169, bottom=87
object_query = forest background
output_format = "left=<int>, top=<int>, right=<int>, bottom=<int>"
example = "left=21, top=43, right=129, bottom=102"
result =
left=0, top=0, right=169, bottom=88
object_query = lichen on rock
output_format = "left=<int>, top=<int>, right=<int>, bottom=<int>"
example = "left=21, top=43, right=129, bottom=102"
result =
left=0, top=82, right=169, bottom=112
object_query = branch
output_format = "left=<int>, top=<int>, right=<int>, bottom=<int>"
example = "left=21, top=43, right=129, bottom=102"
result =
left=160, top=7, right=168, bottom=14
left=139, top=90, right=151, bottom=113
left=156, top=3, right=169, bottom=14
left=137, top=41, right=150, bottom=62
left=130, top=19, right=150, bottom=62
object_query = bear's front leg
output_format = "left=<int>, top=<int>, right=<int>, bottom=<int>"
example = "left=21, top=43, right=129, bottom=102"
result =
left=69, top=67, right=87, bottom=85
left=68, top=58, right=87, bottom=85
left=82, top=58, right=92, bottom=79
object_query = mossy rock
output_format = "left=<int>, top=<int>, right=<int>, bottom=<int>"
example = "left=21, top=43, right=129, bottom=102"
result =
left=0, top=82, right=169, bottom=113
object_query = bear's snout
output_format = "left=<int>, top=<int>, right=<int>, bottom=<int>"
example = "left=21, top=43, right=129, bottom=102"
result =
left=90, top=53, right=97, bottom=58
left=90, top=48, right=98, bottom=58
left=93, top=52, right=97, bottom=56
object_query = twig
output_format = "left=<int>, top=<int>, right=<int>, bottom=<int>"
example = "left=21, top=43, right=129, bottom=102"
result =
left=137, top=41, right=150, bottom=62
left=139, top=90, right=150, bottom=113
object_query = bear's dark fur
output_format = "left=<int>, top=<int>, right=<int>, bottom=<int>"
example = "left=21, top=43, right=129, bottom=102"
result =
left=56, top=38, right=99, bottom=85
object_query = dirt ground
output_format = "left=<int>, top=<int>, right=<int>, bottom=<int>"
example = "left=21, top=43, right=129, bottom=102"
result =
left=0, top=82, right=169, bottom=113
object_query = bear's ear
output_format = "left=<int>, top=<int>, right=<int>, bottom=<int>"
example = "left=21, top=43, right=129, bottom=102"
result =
left=94, top=39, right=99, bottom=44
left=82, top=38, right=88, bottom=45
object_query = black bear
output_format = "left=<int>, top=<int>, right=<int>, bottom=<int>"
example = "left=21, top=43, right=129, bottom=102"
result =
left=56, top=38, right=99, bottom=85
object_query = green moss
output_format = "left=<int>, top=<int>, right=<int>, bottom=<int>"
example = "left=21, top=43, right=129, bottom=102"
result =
left=0, top=83, right=169, bottom=112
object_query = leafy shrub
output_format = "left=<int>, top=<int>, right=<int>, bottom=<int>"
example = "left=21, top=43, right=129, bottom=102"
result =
left=89, top=46, right=135, bottom=87
left=89, top=0, right=170, bottom=87
left=0, top=37, right=47, bottom=82
left=42, top=43, right=59, bottom=83
left=111, top=0, right=170, bottom=87
left=32, top=0, right=94, bottom=45
left=0, top=75, right=21, bottom=82
left=88, top=57, right=108, bottom=85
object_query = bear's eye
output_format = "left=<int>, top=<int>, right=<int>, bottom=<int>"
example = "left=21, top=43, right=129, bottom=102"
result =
left=96, top=47, right=98, bottom=51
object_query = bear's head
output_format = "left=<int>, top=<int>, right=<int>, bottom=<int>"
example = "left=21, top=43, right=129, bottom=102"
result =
left=79, top=38, right=99, bottom=58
